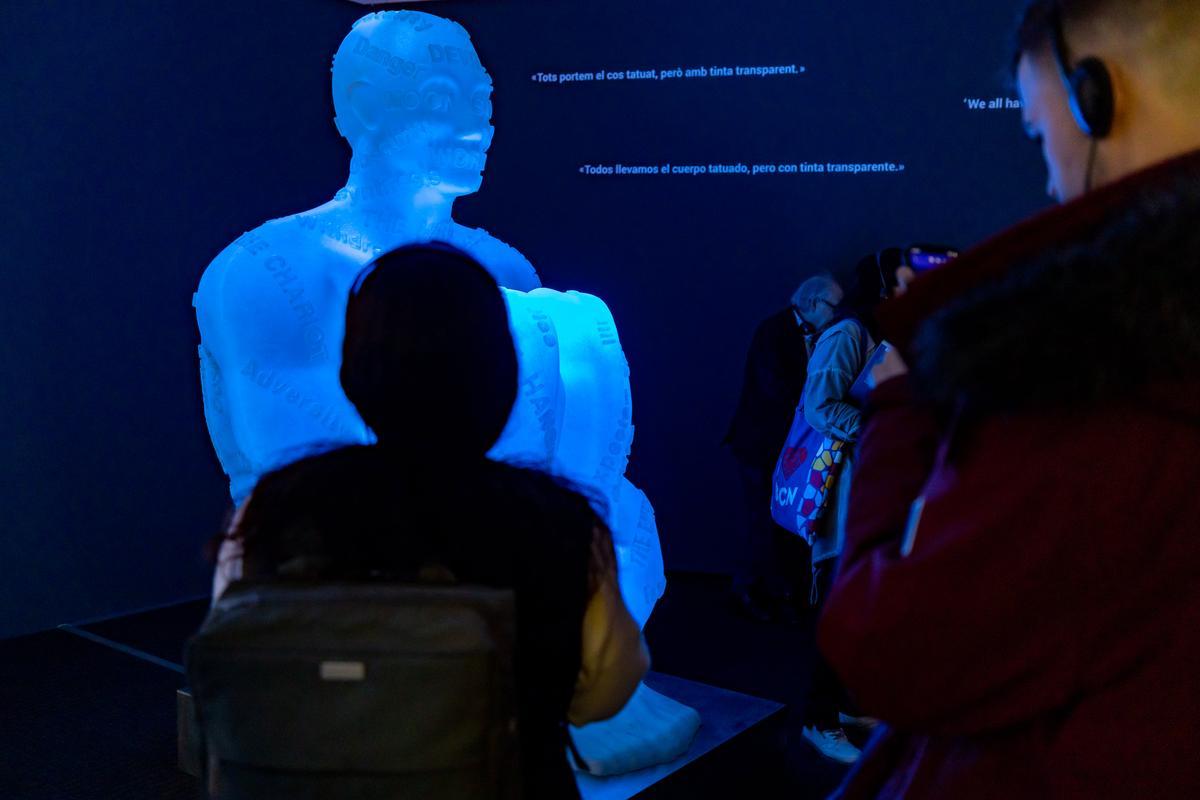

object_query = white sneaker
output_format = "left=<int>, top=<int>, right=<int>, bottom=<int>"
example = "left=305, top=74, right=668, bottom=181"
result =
left=801, top=725, right=862, bottom=765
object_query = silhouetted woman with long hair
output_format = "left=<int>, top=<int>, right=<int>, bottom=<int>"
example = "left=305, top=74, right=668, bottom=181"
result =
left=211, top=243, right=647, bottom=799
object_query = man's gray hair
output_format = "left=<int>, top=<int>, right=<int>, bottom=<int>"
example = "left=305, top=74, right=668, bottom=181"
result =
left=792, top=275, right=840, bottom=309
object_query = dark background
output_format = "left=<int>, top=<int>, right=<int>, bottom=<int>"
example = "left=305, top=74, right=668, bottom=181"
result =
left=0, top=0, right=1044, bottom=638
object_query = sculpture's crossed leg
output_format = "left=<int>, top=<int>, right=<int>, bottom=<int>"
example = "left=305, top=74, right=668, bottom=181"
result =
left=493, top=289, right=701, bottom=772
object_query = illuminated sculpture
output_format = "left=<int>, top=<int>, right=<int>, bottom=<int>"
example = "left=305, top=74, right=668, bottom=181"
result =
left=194, top=10, right=697, bottom=774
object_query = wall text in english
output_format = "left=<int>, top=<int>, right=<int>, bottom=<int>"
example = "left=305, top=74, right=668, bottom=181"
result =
left=963, top=96, right=1023, bottom=110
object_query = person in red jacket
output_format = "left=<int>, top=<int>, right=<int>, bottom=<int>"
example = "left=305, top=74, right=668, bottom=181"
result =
left=818, top=1, right=1200, bottom=797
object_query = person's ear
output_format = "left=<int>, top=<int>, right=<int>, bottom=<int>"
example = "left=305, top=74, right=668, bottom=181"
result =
left=345, top=80, right=386, bottom=133
left=1104, top=59, right=1129, bottom=139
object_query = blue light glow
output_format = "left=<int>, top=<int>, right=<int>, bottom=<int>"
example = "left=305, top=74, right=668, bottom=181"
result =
left=194, top=10, right=665, bottom=629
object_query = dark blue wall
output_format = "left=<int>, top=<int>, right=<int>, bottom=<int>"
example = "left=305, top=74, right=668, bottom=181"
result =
left=0, top=0, right=1044, bottom=638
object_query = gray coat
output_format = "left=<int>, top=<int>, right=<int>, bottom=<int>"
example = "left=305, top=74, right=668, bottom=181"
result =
left=801, top=317, right=874, bottom=564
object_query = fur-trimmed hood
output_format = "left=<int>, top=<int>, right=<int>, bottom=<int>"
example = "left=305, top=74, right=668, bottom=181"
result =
left=884, top=151, right=1200, bottom=417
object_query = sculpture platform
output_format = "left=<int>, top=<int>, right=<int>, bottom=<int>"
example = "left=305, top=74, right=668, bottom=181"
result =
left=578, top=672, right=784, bottom=799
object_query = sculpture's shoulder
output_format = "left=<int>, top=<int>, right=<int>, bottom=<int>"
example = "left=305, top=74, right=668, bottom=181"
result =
left=444, top=222, right=541, bottom=291
left=198, top=218, right=286, bottom=311
left=195, top=210, right=364, bottom=368
left=198, top=213, right=342, bottom=303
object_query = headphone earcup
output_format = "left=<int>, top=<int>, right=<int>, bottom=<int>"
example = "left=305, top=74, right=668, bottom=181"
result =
left=1068, top=57, right=1114, bottom=139
left=875, top=247, right=903, bottom=293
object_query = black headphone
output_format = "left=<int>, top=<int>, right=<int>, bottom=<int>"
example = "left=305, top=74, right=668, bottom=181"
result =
left=877, top=247, right=901, bottom=294
left=1049, top=6, right=1114, bottom=139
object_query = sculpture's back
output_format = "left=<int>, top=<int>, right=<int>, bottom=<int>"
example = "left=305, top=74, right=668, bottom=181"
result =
left=196, top=219, right=372, bottom=503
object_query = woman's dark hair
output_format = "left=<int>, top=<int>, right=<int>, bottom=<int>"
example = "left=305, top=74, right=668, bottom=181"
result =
left=340, top=242, right=518, bottom=461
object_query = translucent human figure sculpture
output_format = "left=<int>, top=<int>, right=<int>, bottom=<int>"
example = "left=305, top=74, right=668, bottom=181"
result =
left=194, top=10, right=698, bottom=775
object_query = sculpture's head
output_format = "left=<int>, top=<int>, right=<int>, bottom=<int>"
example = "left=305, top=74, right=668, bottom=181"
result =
left=333, top=11, right=494, bottom=198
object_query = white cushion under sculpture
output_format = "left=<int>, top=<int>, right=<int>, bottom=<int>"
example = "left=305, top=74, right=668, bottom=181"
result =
left=193, top=10, right=698, bottom=775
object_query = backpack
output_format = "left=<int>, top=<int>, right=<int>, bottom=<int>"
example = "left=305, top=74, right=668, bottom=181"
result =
left=185, top=581, right=521, bottom=800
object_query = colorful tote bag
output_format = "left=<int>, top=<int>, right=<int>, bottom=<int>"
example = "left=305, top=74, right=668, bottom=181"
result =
left=770, top=339, right=889, bottom=544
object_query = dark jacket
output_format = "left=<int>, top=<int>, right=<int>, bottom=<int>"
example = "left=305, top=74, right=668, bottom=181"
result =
left=819, top=150, right=1200, bottom=798
left=725, top=308, right=809, bottom=468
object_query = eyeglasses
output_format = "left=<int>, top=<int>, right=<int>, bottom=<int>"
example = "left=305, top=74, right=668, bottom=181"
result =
left=794, top=298, right=835, bottom=314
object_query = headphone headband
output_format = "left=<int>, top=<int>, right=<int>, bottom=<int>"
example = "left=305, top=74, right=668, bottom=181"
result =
left=1048, top=5, right=1075, bottom=86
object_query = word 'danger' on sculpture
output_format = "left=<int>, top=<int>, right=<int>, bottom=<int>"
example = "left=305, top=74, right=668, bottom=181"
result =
left=194, top=10, right=698, bottom=773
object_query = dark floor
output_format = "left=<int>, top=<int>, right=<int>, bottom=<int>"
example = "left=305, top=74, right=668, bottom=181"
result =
left=0, top=573, right=847, bottom=799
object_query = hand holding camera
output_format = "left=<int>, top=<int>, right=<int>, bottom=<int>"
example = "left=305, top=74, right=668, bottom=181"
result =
left=869, top=244, right=959, bottom=387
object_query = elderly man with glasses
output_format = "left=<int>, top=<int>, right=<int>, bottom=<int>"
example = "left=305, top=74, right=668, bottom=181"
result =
left=791, top=273, right=877, bottom=764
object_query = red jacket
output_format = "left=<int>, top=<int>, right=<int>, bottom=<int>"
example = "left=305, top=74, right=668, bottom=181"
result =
left=819, top=153, right=1200, bottom=797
